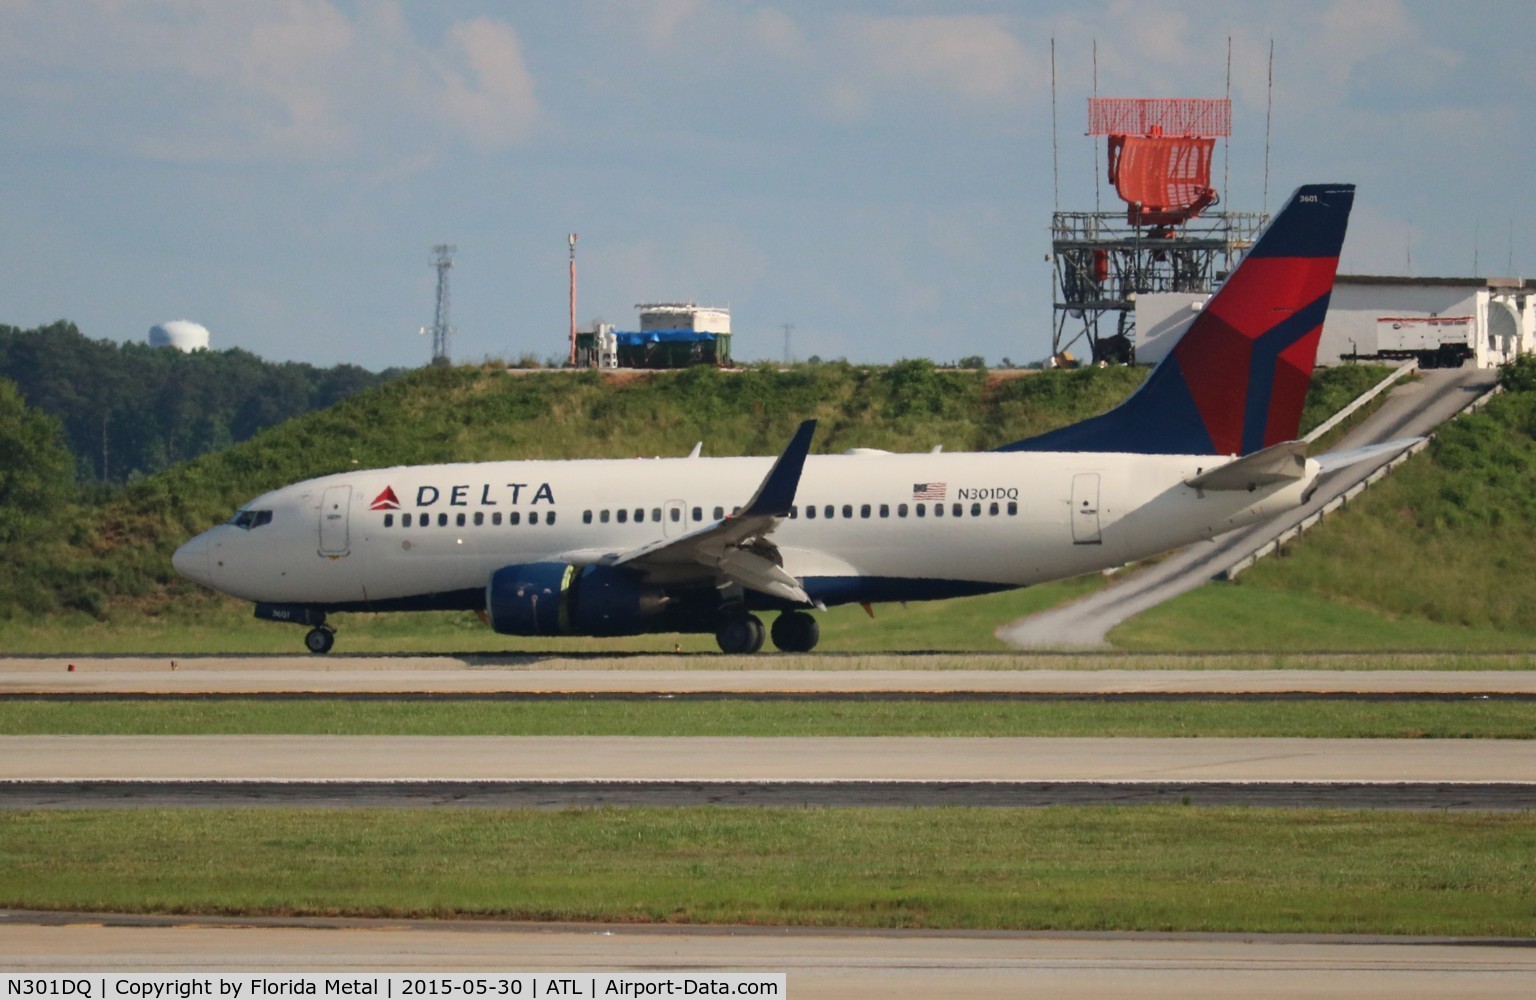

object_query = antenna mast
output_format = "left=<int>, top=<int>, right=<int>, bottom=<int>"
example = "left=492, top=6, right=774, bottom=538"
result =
left=429, top=244, right=455, bottom=365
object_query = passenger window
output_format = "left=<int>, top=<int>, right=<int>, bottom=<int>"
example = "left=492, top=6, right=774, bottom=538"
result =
left=635, top=508, right=644, bottom=523
left=714, top=506, right=725, bottom=520
left=824, top=505, right=833, bottom=518
left=509, top=511, right=521, bottom=526
left=879, top=504, right=889, bottom=518
left=952, top=503, right=962, bottom=517
left=692, top=506, right=703, bottom=521
left=438, top=513, right=448, bottom=527
left=934, top=504, right=944, bottom=518
left=456, top=513, right=466, bottom=527
left=384, top=513, right=394, bottom=528
left=843, top=505, right=853, bottom=519
left=601, top=510, right=611, bottom=524
left=971, top=502, right=982, bottom=517
left=916, top=503, right=925, bottom=517
left=652, top=508, right=662, bottom=522
left=547, top=511, right=556, bottom=526
left=1007, top=501, right=1018, bottom=516
left=617, top=509, right=628, bottom=524
left=898, top=504, right=908, bottom=518
left=474, top=511, right=484, bottom=526
left=806, top=505, right=816, bottom=520
left=402, top=513, right=412, bottom=528
left=530, top=511, right=541, bottom=525
left=493, top=512, right=503, bottom=525
left=789, top=506, right=797, bottom=519
left=582, top=511, right=592, bottom=525
left=860, top=504, right=871, bottom=519
left=989, top=502, right=999, bottom=516
left=670, top=507, right=681, bottom=523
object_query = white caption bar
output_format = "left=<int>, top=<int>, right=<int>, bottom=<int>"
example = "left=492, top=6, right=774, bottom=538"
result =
left=3, top=976, right=786, bottom=1000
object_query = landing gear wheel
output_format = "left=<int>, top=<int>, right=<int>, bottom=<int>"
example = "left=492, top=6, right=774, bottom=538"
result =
left=715, top=614, right=766, bottom=654
left=304, top=626, right=336, bottom=654
left=771, top=611, right=820, bottom=652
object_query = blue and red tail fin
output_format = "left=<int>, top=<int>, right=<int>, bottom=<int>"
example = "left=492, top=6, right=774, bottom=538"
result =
left=1000, top=183, right=1355, bottom=456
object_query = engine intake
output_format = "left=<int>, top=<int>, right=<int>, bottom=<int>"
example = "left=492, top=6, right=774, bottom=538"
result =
left=486, top=562, right=667, bottom=636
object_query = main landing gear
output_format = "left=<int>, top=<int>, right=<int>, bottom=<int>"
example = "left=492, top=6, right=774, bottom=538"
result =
left=714, top=610, right=820, bottom=654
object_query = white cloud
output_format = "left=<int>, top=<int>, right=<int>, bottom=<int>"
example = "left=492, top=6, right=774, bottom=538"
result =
left=438, top=17, right=541, bottom=148
left=832, top=13, right=1035, bottom=113
left=0, top=0, right=541, bottom=163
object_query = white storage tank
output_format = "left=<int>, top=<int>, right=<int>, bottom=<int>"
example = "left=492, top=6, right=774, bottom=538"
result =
left=148, top=320, right=210, bottom=352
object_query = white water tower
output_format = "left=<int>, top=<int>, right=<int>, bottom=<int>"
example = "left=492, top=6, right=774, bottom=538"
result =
left=148, top=320, right=211, bottom=352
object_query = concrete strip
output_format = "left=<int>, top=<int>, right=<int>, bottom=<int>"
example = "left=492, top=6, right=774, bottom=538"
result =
left=3, top=735, right=1533, bottom=782
left=5, top=666, right=1536, bottom=694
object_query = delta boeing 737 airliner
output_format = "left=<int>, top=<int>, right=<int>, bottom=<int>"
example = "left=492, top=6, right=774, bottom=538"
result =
left=176, top=184, right=1380, bottom=654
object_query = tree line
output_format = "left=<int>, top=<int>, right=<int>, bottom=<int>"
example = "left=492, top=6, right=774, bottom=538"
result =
left=0, top=322, right=401, bottom=484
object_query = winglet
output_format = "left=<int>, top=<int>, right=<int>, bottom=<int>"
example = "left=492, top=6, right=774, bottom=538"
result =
left=738, top=420, right=816, bottom=517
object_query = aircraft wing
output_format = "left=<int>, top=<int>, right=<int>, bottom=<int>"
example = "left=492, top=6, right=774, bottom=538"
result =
left=604, top=420, right=817, bottom=605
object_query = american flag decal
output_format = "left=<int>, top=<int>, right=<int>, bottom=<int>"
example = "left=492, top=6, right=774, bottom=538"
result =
left=912, top=482, right=947, bottom=500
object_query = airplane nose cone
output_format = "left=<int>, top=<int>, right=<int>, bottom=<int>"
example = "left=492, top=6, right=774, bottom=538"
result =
left=172, top=534, right=211, bottom=584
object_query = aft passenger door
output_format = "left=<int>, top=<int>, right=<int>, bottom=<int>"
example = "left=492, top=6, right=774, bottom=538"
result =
left=319, top=485, right=352, bottom=556
left=1070, top=473, right=1102, bottom=545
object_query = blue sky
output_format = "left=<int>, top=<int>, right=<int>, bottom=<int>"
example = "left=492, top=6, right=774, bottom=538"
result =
left=3, top=1, right=1533, bottom=370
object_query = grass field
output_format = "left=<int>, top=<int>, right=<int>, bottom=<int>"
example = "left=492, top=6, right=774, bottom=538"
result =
left=3, top=697, right=1534, bottom=739
left=3, top=807, right=1533, bottom=936
left=5, top=570, right=1535, bottom=656
left=1109, top=583, right=1536, bottom=652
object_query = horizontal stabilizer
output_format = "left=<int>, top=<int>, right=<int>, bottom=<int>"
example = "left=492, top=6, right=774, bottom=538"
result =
left=1316, top=437, right=1423, bottom=474
left=1185, top=440, right=1308, bottom=492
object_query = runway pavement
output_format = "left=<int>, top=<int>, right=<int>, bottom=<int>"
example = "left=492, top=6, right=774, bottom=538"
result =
left=4, top=734, right=1533, bottom=782
left=5, top=661, right=1536, bottom=695
left=4, top=916, right=1533, bottom=999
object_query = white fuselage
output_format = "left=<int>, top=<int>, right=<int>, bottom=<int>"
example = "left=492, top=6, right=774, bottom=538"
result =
left=174, top=448, right=1317, bottom=610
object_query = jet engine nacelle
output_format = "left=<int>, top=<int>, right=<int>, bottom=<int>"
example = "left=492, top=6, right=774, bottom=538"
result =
left=485, top=562, right=667, bottom=636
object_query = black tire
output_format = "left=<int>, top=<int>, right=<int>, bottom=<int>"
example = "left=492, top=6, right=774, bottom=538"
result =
left=716, top=614, right=766, bottom=654
left=770, top=611, right=820, bottom=652
left=304, top=627, right=336, bottom=654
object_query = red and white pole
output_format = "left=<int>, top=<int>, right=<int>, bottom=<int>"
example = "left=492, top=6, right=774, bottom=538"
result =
left=568, top=233, right=578, bottom=367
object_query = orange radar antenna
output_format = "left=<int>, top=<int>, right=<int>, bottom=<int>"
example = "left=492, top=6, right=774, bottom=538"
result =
left=1089, top=97, right=1230, bottom=228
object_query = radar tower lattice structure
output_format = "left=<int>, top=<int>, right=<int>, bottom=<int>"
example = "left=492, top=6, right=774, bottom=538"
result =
left=1050, top=97, right=1266, bottom=365
left=428, top=243, right=456, bottom=365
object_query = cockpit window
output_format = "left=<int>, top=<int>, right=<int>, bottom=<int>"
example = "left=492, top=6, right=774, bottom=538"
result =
left=230, top=509, right=273, bottom=530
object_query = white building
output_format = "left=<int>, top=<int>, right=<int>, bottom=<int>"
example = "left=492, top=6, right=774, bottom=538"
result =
left=636, top=302, right=731, bottom=334
left=1134, top=275, right=1536, bottom=368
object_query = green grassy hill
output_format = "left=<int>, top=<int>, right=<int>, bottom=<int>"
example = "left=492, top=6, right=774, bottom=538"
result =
left=8, top=356, right=1494, bottom=654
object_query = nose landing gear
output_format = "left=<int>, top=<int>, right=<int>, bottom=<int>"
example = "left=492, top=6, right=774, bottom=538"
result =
left=254, top=604, right=336, bottom=654
left=304, top=626, right=336, bottom=654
